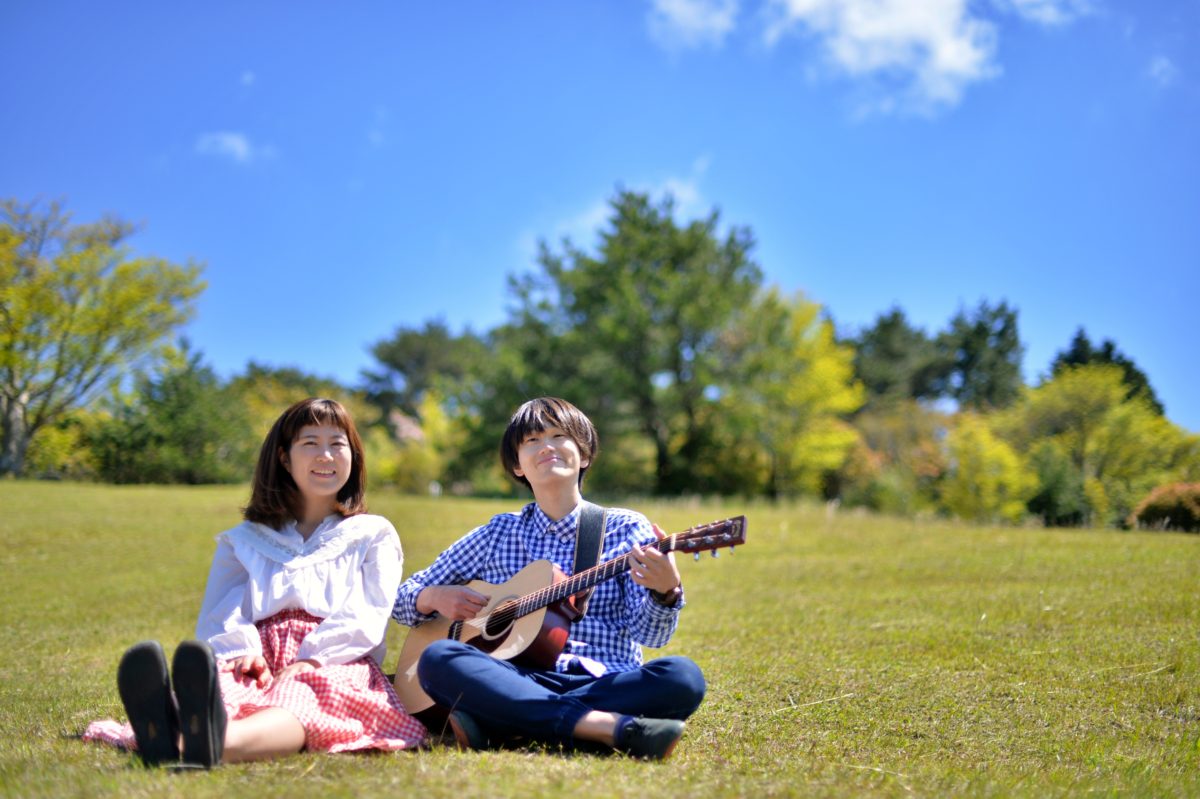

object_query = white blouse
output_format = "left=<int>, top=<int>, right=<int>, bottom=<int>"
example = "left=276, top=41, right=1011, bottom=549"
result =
left=195, top=513, right=403, bottom=667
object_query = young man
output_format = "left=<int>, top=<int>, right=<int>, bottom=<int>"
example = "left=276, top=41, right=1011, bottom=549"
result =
left=391, top=397, right=705, bottom=760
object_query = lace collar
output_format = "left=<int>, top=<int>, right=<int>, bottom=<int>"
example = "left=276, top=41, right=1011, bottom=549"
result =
left=223, top=515, right=358, bottom=566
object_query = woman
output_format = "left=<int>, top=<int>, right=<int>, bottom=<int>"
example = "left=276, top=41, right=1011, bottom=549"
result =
left=85, top=398, right=426, bottom=767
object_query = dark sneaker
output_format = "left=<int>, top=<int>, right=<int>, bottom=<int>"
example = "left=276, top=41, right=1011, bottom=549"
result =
left=172, top=641, right=227, bottom=768
left=117, top=641, right=180, bottom=766
left=616, top=717, right=685, bottom=761
left=447, top=710, right=490, bottom=751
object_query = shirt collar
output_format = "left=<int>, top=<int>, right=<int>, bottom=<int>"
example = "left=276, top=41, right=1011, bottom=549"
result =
left=529, top=502, right=582, bottom=543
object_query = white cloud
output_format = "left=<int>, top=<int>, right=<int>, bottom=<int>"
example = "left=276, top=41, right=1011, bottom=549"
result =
left=764, top=0, right=999, bottom=114
left=644, top=0, right=1094, bottom=115
left=1146, top=55, right=1179, bottom=88
left=646, top=155, right=712, bottom=219
left=195, top=132, right=275, bottom=165
left=998, top=0, right=1093, bottom=26
left=648, top=0, right=740, bottom=50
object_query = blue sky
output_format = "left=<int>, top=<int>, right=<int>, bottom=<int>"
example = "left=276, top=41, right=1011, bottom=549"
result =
left=4, top=1, right=1198, bottom=431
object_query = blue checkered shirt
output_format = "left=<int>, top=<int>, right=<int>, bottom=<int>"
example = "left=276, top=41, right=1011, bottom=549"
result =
left=392, top=501, right=683, bottom=675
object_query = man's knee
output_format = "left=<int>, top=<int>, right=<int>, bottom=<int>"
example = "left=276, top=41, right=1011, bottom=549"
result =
left=647, top=656, right=707, bottom=716
left=417, top=639, right=478, bottom=691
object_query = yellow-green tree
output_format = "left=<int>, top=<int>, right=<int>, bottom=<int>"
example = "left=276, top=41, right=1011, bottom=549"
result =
left=368, top=391, right=472, bottom=494
left=721, top=289, right=863, bottom=497
left=227, top=362, right=366, bottom=443
left=941, top=413, right=1034, bottom=523
left=999, top=364, right=1196, bottom=527
left=1, top=200, right=204, bottom=476
left=23, top=408, right=101, bottom=479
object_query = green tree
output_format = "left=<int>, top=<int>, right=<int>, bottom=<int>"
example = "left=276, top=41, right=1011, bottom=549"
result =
left=0, top=200, right=204, bottom=476
left=1025, top=440, right=1087, bottom=527
left=851, top=307, right=944, bottom=407
left=1050, top=327, right=1164, bottom=415
left=941, top=413, right=1034, bottom=524
left=499, top=190, right=764, bottom=494
left=362, top=319, right=489, bottom=420
left=89, top=343, right=254, bottom=484
left=934, top=300, right=1024, bottom=410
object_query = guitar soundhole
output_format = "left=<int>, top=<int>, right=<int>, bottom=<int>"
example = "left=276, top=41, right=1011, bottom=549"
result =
left=482, top=596, right=519, bottom=640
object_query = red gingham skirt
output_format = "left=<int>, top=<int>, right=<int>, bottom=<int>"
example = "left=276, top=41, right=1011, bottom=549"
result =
left=84, top=610, right=427, bottom=754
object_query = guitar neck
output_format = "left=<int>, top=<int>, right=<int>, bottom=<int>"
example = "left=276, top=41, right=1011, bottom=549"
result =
left=514, top=537, right=674, bottom=618
left=492, top=516, right=744, bottom=622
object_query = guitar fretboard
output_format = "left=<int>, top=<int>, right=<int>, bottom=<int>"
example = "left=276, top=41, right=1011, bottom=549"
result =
left=448, top=516, right=744, bottom=639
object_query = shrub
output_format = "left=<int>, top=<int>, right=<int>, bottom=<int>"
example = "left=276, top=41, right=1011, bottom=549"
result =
left=1128, top=482, right=1200, bottom=532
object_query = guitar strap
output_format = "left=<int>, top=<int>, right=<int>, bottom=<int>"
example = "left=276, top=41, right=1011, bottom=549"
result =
left=572, top=501, right=607, bottom=617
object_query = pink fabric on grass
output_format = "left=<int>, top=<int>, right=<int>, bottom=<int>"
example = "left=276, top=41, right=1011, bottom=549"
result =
left=83, top=609, right=427, bottom=754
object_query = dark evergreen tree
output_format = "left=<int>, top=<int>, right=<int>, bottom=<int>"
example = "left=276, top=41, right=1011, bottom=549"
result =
left=934, top=300, right=1024, bottom=410
left=851, top=307, right=946, bottom=407
left=1050, top=327, right=1164, bottom=415
left=362, top=319, right=490, bottom=420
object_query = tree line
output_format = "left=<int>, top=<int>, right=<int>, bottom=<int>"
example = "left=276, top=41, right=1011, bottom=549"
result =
left=4, top=195, right=1198, bottom=530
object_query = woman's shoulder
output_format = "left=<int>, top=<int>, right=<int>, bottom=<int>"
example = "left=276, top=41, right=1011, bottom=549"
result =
left=216, top=519, right=265, bottom=544
left=336, top=513, right=398, bottom=536
left=323, top=514, right=402, bottom=553
left=218, top=520, right=302, bottom=562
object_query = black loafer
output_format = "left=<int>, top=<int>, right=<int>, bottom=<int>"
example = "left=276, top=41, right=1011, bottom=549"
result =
left=171, top=640, right=227, bottom=768
left=615, top=717, right=686, bottom=761
left=117, top=641, right=179, bottom=766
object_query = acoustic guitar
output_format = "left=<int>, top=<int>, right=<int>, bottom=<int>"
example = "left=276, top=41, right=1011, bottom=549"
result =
left=393, top=516, right=747, bottom=714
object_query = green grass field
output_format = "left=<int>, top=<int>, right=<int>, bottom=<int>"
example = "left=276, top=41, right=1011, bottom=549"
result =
left=0, top=481, right=1196, bottom=798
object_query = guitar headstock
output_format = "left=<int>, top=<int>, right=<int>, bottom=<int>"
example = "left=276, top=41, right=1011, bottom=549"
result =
left=668, top=516, right=747, bottom=556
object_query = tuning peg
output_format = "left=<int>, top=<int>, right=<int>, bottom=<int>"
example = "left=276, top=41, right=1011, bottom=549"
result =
left=693, top=552, right=701, bottom=562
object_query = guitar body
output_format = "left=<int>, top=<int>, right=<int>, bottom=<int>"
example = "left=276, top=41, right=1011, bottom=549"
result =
left=393, top=559, right=580, bottom=715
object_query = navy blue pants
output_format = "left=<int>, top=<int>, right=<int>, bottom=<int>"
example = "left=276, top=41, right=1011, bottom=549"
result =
left=417, top=640, right=706, bottom=744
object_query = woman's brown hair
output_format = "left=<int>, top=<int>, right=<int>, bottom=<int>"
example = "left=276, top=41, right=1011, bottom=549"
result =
left=499, top=397, right=599, bottom=490
left=243, top=398, right=367, bottom=529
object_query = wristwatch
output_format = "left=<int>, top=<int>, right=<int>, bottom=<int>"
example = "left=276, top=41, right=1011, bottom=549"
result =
left=650, top=583, right=683, bottom=607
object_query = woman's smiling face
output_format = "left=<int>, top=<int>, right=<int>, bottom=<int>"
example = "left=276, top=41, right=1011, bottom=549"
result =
left=283, top=423, right=353, bottom=507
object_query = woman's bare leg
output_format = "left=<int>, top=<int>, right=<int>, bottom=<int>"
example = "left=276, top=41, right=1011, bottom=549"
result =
left=221, top=707, right=306, bottom=763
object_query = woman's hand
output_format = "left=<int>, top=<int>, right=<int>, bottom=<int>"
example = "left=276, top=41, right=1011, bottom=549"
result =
left=415, top=585, right=491, bottom=620
left=220, top=653, right=273, bottom=688
left=630, top=523, right=682, bottom=595
left=274, top=659, right=318, bottom=683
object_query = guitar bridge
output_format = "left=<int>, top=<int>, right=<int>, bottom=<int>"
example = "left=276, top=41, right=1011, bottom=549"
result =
left=448, top=620, right=463, bottom=641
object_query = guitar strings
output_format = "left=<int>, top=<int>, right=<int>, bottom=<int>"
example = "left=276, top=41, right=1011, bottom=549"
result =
left=477, top=536, right=675, bottom=627
left=471, top=519, right=738, bottom=629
